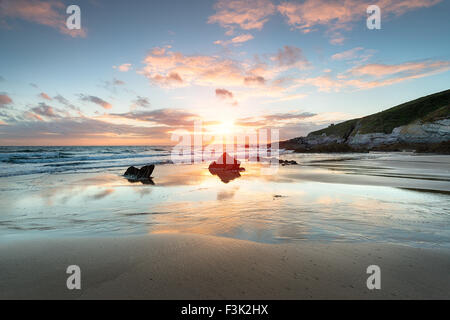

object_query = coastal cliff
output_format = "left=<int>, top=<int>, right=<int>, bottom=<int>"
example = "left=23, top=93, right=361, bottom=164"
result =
left=280, top=89, right=450, bottom=153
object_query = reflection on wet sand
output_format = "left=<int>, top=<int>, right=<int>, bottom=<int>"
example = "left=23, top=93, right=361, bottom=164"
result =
left=1, top=155, right=449, bottom=247
left=208, top=167, right=242, bottom=183
left=126, top=178, right=155, bottom=185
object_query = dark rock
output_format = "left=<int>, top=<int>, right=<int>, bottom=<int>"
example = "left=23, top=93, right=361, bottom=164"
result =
left=124, top=165, right=155, bottom=180
left=124, top=166, right=140, bottom=176
left=279, top=159, right=298, bottom=166
left=136, top=165, right=155, bottom=179
left=209, top=152, right=244, bottom=171
left=208, top=153, right=245, bottom=183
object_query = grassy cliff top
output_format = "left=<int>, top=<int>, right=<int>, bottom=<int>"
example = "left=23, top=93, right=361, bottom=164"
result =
left=309, top=89, right=450, bottom=137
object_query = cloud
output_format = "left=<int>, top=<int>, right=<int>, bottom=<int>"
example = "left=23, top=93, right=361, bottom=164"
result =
left=152, top=72, right=184, bottom=87
left=348, top=60, right=450, bottom=78
left=110, top=109, right=202, bottom=127
left=332, top=47, right=376, bottom=65
left=0, top=99, right=355, bottom=144
left=0, top=115, right=171, bottom=145
left=332, top=47, right=364, bottom=61
left=214, top=33, right=254, bottom=46
left=215, top=88, right=238, bottom=106
left=208, top=0, right=276, bottom=33
left=0, top=0, right=86, bottom=37
left=243, top=76, right=266, bottom=86
left=101, top=78, right=126, bottom=93
left=113, top=63, right=132, bottom=72
left=39, top=92, right=52, bottom=100
left=0, top=94, right=13, bottom=107
left=54, top=94, right=79, bottom=111
left=236, top=111, right=316, bottom=128
left=141, top=45, right=307, bottom=91
left=133, top=96, right=150, bottom=108
left=79, top=94, right=112, bottom=109
left=271, top=45, right=309, bottom=68
left=112, top=78, right=125, bottom=86
left=298, top=59, right=450, bottom=92
left=30, top=103, right=59, bottom=118
left=277, top=0, right=441, bottom=44
left=215, top=88, right=234, bottom=99
left=141, top=47, right=246, bottom=88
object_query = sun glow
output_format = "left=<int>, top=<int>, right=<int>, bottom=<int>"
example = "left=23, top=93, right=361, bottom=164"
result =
left=217, top=120, right=235, bottom=135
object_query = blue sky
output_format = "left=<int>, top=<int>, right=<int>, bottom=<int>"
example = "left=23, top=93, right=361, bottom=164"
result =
left=0, top=0, right=449, bottom=145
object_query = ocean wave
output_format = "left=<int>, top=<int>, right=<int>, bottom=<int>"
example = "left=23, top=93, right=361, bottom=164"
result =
left=1, top=152, right=170, bottom=164
left=0, top=159, right=173, bottom=178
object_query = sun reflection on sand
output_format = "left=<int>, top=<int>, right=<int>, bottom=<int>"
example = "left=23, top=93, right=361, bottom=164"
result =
left=1, top=158, right=449, bottom=246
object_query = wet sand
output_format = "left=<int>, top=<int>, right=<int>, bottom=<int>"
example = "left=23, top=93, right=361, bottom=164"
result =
left=1, top=233, right=449, bottom=299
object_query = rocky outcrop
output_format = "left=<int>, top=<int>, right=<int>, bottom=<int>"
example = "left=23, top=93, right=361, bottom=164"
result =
left=347, top=119, right=450, bottom=148
left=280, top=118, right=450, bottom=153
left=280, top=90, right=450, bottom=153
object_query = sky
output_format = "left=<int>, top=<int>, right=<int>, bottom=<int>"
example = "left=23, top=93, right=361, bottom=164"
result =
left=0, top=0, right=449, bottom=146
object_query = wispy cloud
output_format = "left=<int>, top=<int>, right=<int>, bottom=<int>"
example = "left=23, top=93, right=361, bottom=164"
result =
left=113, top=63, right=132, bottom=72
left=208, top=0, right=276, bottom=34
left=348, top=60, right=450, bottom=78
left=39, top=92, right=52, bottom=100
left=298, top=59, right=450, bottom=92
left=79, top=94, right=112, bottom=109
left=214, top=33, right=254, bottom=46
left=132, top=96, right=151, bottom=109
left=271, top=45, right=309, bottom=68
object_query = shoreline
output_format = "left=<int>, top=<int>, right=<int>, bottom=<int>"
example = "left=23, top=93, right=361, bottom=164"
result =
left=1, top=233, right=449, bottom=300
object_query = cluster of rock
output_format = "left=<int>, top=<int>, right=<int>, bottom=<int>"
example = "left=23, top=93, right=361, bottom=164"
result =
left=279, top=159, right=298, bottom=166
left=123, top=152, right=300, bottom=185
left=347, top=119, right=450, bottom=148
left=281, top=118, right=450, bottom=153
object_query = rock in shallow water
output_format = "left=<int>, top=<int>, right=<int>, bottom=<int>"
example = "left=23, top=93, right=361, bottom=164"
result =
left=137, top=165, right=155, bottom=179
left=124, top=166, right=140, bottom=176
left=124, top=165, right=155, bottom=180
left=279, top=159, right=298, bottom=166
left=208, top=152, right=244, bottom=171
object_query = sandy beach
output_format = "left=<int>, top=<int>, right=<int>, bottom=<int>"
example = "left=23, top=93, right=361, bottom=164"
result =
left=1, top=152, right=449, bottom=299
left=1, top=233, right=449, bottom=300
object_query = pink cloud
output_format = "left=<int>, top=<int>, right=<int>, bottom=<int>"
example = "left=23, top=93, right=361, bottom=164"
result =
left=278, top=0, right=441, bottom=43
left=332, top=47, right=364, bottom=60
left=208, top=0, right=276, bottom=33
left=214, top=33, right=254, bottom=46
left=215, top=88, right=234, bottom=99
left=298, top=59, right=450, bottom=92
left=113, top=63, right=132, bottom=72
left=349, top=60, right=450, bottom=78
left=0, top=94, right=13, bottom=107
left=39, top=92, right=52, bottom=100
left=0, top=0, right=86, bottom=37
left=141, top=48, right=247, bottom=87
